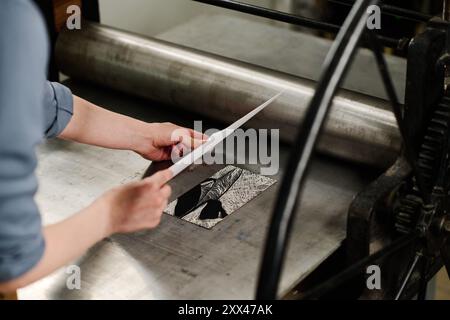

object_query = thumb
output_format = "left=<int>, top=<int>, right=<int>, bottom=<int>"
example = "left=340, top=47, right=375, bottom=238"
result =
left=143, top=169, right=173, bottom=188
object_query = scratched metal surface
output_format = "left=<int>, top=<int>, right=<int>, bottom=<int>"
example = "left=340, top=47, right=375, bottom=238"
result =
left=18, top=80, right=377, bottom=299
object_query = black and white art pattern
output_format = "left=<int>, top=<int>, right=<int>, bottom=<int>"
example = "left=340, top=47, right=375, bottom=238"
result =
left=164, top=165, right=276, bottom=229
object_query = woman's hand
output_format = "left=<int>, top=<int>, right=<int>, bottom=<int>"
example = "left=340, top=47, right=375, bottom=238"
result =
left=0, top=169, right=173, bottom=292
left=59, top=97, right=207, bottom=162
left=101, top=169, right=173, bottom=234
left=136, top=122, right=207, bottom=162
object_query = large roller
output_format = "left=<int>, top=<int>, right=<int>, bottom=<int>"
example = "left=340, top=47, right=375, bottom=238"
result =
left=56, top=22, right=401, bottom=167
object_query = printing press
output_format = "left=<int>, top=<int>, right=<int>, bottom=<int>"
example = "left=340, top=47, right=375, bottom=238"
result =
left=24, top=0, right=450, bottom=300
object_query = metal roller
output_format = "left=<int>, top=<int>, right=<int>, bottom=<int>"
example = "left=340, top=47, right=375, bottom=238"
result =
left=56, top=22, right=401, bottom=167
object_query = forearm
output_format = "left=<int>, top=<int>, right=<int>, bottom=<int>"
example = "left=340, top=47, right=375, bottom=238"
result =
left=59, top=95, right=207, bottom=162
left=59, top=95, right=151, bottom=154
left=0, top=199, right=112, bottom=292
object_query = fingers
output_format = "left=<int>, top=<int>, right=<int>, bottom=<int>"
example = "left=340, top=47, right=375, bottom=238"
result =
left=171, top=137, right=206, bottom=162
left=171, top=142, right=189, bottom=160
left=179, top=131, right=208, bottom=150
left=143, top=184, right=171, bottom=210
left=143, top=169, right=173, bottom=187
left=189, top=129, right=209, bottom=141
left=145, top=123, right=208, bottom=162
left=178, top=138, right=206, bottom=152
left=148, top=186, right=171, bottom=228
left=163, top=125, right=208, bottom=158
left=160, top=185, right=172, bottom=198
left=108, top=174, right=173, bottom=234
left=137, top=183, right=170, bottom=226
left=192, top=137, right=208, bottom=149
left=188, top=129, right=209, bottom=150
left=171, top=127, right=207, bottom=145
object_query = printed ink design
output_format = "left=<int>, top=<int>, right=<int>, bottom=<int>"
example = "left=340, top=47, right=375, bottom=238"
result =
left=174, top=167, right=243, bottom=220
left=165, top=165, right=276, bottom=229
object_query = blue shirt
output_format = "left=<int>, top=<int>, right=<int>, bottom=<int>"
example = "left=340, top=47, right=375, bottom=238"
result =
left=0, top=0, right=74, bottom=282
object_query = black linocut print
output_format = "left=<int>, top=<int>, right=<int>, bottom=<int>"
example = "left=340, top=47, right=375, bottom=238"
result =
left=164, top=165, right=276, bottom=229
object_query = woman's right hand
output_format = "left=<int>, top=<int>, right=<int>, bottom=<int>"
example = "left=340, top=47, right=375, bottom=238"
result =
left=100, top=169, right=173, bottom=235
left=0, top=169, right=173, bottom=293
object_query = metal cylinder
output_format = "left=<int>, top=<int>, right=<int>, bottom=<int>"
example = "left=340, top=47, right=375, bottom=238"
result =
left=56, top=22, right=401, bottom=167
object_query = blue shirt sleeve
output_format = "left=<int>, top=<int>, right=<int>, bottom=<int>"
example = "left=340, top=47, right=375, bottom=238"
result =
left=0, top=0, right=49, bottom=282
left=44, top=81, right=74, bottom=138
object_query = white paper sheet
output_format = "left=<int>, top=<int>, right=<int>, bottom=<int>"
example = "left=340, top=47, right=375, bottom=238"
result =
left=169, top=92, right=283, bottom=179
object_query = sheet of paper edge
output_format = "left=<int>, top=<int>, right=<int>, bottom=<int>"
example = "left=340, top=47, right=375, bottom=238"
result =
left=168, top=92, right=283, bottom=179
